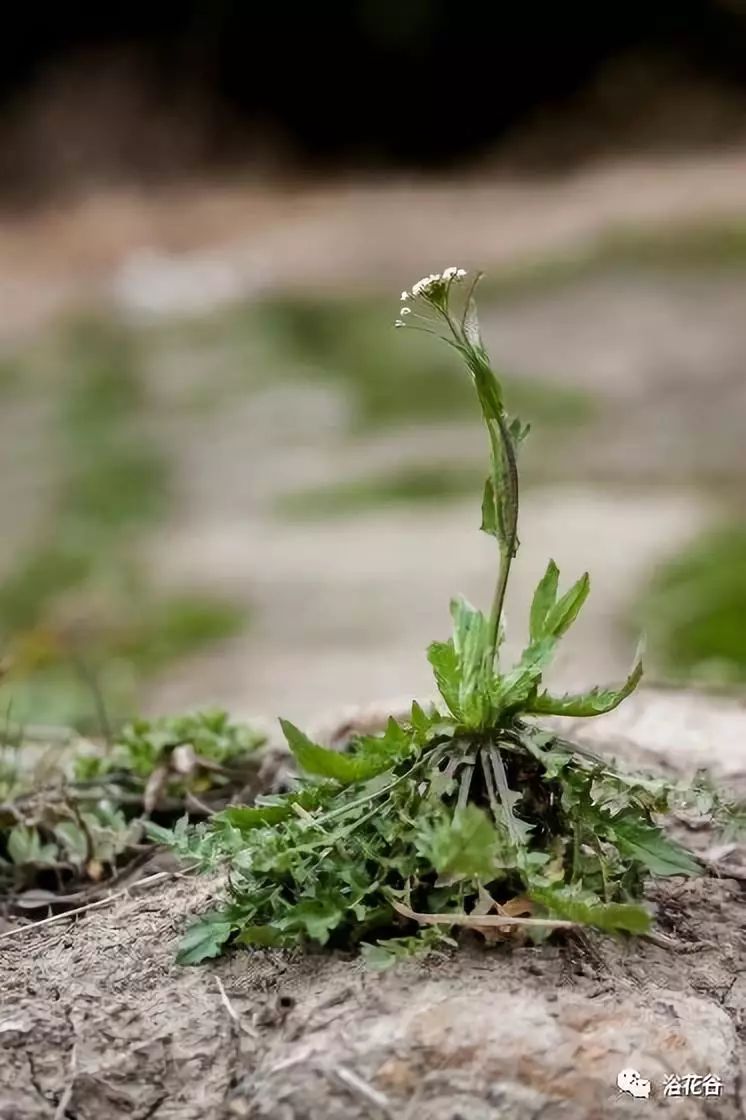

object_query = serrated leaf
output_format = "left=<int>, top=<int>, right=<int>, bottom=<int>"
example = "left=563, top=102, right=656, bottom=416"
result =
left=212, top=788, right=327, bottom=833
left=277, top=896, right=345, bottom=944
left=610, top=819, right=701, bottom=877
left=416, top=805, right=503, bottom=884
left=491, top=637, right=556, bottom=714
left=531, top=886, right=651, bottom=934
left=280, top=719, right=393, bottom=784
left=450, top=596, right=493, bottom=721
left=409, top=700, right=432, bottom=737
left=360, top=927, right=454, bottom=971
left=427, top=639, right=462, bottom=719
left=528, top=647, right=643, bottom=717
left=543, top=572, right=590, bottom=639
left=176, top=914, right=233, bottom=965
left=529, top=559, right=560, bottom=642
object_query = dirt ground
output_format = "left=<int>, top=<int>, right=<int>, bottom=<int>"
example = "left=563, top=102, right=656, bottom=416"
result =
left=2, top=690, right=746, bottom=1120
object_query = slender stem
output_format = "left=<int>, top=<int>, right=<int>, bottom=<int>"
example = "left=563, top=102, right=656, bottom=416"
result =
left=487, top=410, right=520, bottom=666
left=488, top=545, right=512, bottom=665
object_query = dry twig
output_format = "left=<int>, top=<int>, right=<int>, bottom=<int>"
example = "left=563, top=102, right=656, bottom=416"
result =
left=392, top=898, right=577, bottom=930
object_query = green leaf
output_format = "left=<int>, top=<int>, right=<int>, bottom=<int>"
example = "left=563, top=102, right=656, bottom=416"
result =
left=278, top=896, right=345, bottom=944
left=427, top=639, right=462, bottom=719
left=410, top=700, right=433, bottom=738
left=7, top=825, right=58, bottom=866
left=176, top=913, right=233, bottom=965
left=543, top=572, right=590, bottom=639
left=470, top=354, right=503, bottom=421
left=360, top=928, right=455, bottom=970
left=144, top=821, right=179, bottom=845
left=529, top=559, right=560, bottom=642
left=610, top=819, right=701, bottom=877
left=449, top=596, right=493, bottom=723
left=491, top=637, right=556, bottom=714
left=416, top=805, right=502, bottom=884
left=528, top=647, right=643, bottom=717
left=54, top=822, right=89, bottom=865
left=531, top=886, right=651, bottom=934
left=280, top=719, right=393, bottom=783
left=213, top=786, right=329, bottom=833
left=234, top=924, right=283, bottom=948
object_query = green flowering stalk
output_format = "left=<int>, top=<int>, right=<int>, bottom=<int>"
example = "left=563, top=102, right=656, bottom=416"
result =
left=164, top=269, right=700, bottom=968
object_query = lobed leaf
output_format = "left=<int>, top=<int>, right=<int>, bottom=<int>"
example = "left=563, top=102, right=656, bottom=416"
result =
left=280, top=719, right=398, bottom=784
left=416, top=805, right=503, bottom=884
left=176, top=913, right=233, bottom=965
left=427, top=639, right=462, bottom=719
left=212, top=787, right=329, bottom=833
left=527, top=647, right=643, bottom=717
left=450, top=596, right=493, bottom=721
left=609, top=818, right=701, bottom=877
left=531, top=885, right=651, bottom=934
left=490, top=637, right=556, bottom=715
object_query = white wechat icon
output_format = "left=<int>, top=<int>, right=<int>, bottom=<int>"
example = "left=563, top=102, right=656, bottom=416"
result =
left=617, top=1069, right=652, bottom=1099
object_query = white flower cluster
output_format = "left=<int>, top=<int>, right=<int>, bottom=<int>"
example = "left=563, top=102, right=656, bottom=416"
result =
left=395, top=267, right=468, bottom=326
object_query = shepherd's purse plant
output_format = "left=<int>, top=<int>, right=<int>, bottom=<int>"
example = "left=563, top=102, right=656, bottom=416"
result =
left=159, top=267, right=701, bottom=968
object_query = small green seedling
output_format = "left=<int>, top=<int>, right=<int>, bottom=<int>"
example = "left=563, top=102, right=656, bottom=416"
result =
left=168, top=269, right=701, bottom=966
left=1, top=711, right=265, bottom=901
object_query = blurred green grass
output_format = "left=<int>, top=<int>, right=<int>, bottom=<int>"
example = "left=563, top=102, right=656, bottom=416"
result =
left=277, top=463, right=484, bottom=518
left=0, top=316, right=245, bottom=730
left=636, top=522, right=746, bottom=685
left=477, top=218, right=746, bottom=301
left=259, top=294, right=595, bottom=431
left=2, top=220, right=746, bottom=729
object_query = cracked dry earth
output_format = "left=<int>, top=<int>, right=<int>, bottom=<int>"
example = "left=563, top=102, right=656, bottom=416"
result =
left=2, top=690, right=746, bottom=1120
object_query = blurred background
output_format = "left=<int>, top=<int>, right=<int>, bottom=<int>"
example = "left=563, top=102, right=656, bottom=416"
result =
left=1, top=0, right=745, bottom=731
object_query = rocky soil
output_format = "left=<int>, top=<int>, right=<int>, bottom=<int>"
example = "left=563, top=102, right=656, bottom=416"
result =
left=2, top=689, right=745, bottom=1120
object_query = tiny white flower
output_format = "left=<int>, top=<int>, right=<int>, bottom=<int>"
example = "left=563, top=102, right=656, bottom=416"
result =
left=394, top=319, right=406, bottom=328
left=412, top=272, right=441, bottom=297
left=406, top=268, right=467, bottom=303
left=400, top=307, right=411, bottom=316
left=401, top=290, right=410, bottom=301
